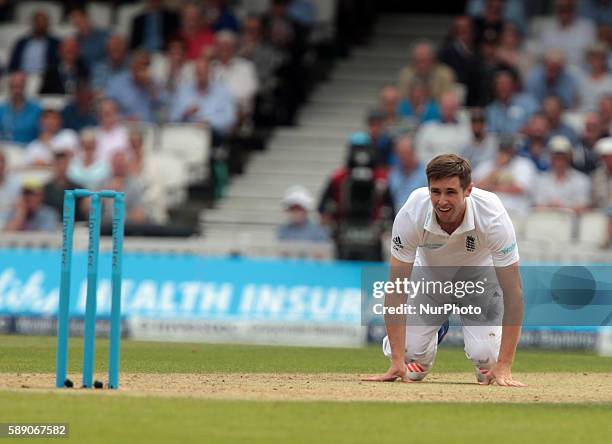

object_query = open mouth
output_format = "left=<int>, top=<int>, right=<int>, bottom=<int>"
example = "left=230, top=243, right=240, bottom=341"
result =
left=437, top=207, right=452, bottom=214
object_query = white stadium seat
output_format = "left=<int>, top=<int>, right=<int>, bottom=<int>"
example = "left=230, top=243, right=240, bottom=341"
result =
left=577, top=211, right=609, bottom=247
left=2, top=143, right=28, bottom=170
left=563, top=111, right=586, bottom=133
left=116, top=3, right=146, bottom=38
left=39, top=94, right=69, bottom=110
left=159, top=124, right=211, bottom=184
left=25, top=73, right=42, bottom=98
left=524, top=208, right=575, bottom=243
left=239, top=0, right=271, bottom=14
left=0, top=24, right=29, bottom=52
left=87, top=2, right=113, bottom=29
left=147, top=153, right=190, bottom=207
left=15, top=1, right=63, bottom=25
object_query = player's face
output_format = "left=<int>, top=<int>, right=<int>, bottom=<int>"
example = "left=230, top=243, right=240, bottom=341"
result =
left=429, top=177, right=472, bottom=226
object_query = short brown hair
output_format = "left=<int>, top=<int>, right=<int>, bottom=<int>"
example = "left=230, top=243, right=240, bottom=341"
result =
left=426, top=154, right=472, bottom=189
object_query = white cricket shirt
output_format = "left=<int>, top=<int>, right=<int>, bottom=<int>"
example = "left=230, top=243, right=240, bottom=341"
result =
left=391, top=187, right=519, bottom=267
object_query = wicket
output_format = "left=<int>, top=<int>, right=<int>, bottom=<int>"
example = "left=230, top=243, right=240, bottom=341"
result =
left=55, top=189, right=125, bottom=389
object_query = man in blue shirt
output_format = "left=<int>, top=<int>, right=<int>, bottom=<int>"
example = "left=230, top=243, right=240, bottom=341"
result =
left=70, top=8, right=109, bottom=67
left=0, top=72, right=42, bottom=144
left=388, top=135, right=428, bottom=211
left=486, top=70, right=538, bottom=135
left=526, top=50, right=578, bottom=109
left=168, top=58, right=237, bottom=136
left=277, top=185, right=329, bottom=242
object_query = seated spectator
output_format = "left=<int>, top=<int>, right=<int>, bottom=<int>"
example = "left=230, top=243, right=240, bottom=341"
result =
left=169, top=58, right=236, bottom=138
left=496, top=22, right=532, bottom=81
left=61, top=81, right=98, bottom=132
left=473, top=135, right=536, bottom=218
left=43, top=151, right=82, bottom=218
left=578, top=0, right=612, bottom=27
left=210, top=31, right=259, bottom=116
left=377, top=85, right=415, bottom=139
left=534, top=136, right=590, bottom=212
left=472, top=0, right=506, bottom=47
left=8, top=10, right=59, bottom=74
left=387, top=135, right=428, bottom=211
left=476, top=32, right=508, bottom=106
left=574, top=112, right=606, bottom=174
left=69, top=7, right=109, bottom=66
left=160, top=39, right=195, bottom=94
left=542, top=95, right=578, bottom=144
left=25, top=109, right=78, bottom=166
left=577, top=42, right=612, bottom=111
left=526, top=50, right=578, bottom=109
left=467, top=0, right=526, bottom=32
left=39, top=37, right=90, bottom=95
left=398, top=78, right=441, bottom=125
left=460, top=107, right=498, bottom=169
left=365, top=111, right=394, bottom=166
left=538, top=0, right=596, bottom=67
left=0, top=151, right=21, bottom=229
left=438, top=16, right=480, bottom=106
left=95, top=99, right=129, bottom=162
left=92, top=35, right=130, bottom=92
left=399, top=40, right=456, bottom=102
left=178, top=2, right=216, bottom=60
left=130, top=0, right=179, bottom=52
left=0, top=72, right=42, bottom=144
left=518, top=113, right=552, bottom=172
left=206, top=0, right=241, bottom=32
left=106, top=50, right=165, bottom=123
left=277, top=185, right=329, bottom=242
left=592, top=137, right=612, bottom=247
left=414, top=91, right=471, bottom=162
left=68, top=129, right=110, bottom=190
left=103, top=152, right=148, bottom=224
left=3, top=179, right=59, bottom=232
left=599, top=95, right=612, bottom=135
left=485, top=70, right=538, bottom=135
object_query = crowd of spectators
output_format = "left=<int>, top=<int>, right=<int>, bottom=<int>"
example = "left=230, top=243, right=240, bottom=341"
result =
left=315, top=0, right=612, bottom=250
left=0, top=0, right=333, bottom=233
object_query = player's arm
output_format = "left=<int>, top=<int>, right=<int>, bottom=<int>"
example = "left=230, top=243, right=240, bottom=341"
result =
left=487, top=262, right=526, bottom=387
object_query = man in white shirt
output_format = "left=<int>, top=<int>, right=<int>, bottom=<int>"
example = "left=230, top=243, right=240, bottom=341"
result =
left=94, top=99, right=129, bottom=162
left=25, top=109, right=79, bottom=166
left=365, top=154, right=525, bottom=387
left=414, top=90, right=472, bottom=162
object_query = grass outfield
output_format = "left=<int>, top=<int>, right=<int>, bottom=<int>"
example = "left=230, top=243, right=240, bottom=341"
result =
left=0, top=335, right=611, bottom=444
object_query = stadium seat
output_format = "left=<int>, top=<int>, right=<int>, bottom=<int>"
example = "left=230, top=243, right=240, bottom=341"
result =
left=2, top=143, right=27, bottom=170
left=563, top=110, right=586, bottom=133
left=524, top=208, right=575, bottom=244
left=25, top=74, right=42, bottom=97
left=577, top=211, right=608, bottom=247
left=87, top=2, right=113, bottom=29
left=54, top=24, right=75, bottom=39
left=116, top=3, right=146, bottom=38
left=159, top=124, right=211, bottom=184
left=239, top=0, right=271, bottom=14
left=15, top=1, right=63, bottom=25
left=0, top=24, right=29, bottom=52
left=14, top=168, right=54, bottom=186
left=147, top=152, right=190, bottom=207
left=39, top=94, right=69, bottom=110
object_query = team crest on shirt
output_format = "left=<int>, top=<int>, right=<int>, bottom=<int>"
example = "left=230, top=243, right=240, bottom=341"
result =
left=466, top=235, right=476, bottom=252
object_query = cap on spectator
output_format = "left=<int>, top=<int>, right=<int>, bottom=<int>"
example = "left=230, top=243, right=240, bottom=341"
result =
left=595, top=137, right=612, bottom=156
left=282, top=185, right=314, bottom=211
left=21, top=178, right=44, bottom=193
left=547, top=135, right=572, bottom=154
left=51, top=132, right=78, bottom=155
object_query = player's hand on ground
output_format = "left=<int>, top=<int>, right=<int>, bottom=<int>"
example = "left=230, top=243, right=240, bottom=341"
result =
left=362, top=360, right=408, bottom=382
left=480, top=363, right=527, bottom=387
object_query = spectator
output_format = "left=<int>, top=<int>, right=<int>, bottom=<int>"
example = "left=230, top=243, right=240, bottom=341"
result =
left=542, top=95, right=578, bottom=144
left=277, top=185, right=329, bottom=242
left=68, top=129, right=110, bottom=190
left=467, top=0, right=526, bottom=32
left=460, top=107, right=498, bottom=169
left=534, top=135, right=590, bottom=212
left=526, top=50, right=578, bottom=109
left=578, top=0, right=612, bottom=27
left=3, top=180, right=59, bottom=232
left=206, top=0, right=241, bottom=33
left=475, top=33, right=508, bottom=106
left=103, top=152, right=148, bottom=224
left=39, top=37, right=90, bottom=95
left=92, top=35, right=130, bottom=92
left=61, top=81, right=98, bottom=132
left=518, top=113, right=552, bottom=172
left=485, top=70, right=538, bottom=134
left=496, top=22, right=532, bottom=81
left=8, top=10, right=59, bottom=73
left=43, top=151, right=82, bottom=218
left=288, top=0, right=317, bottom=28
left=69, top=7, right=109, bottom=66
left=599, top=95, right=612, bottom=135
left=95, top=99, right=129, bottom=162
left=106, top=50, right=165, bottom=123
left=0, top=72, right=42, bottom=144
left=399, top=40, right=456, bottom=102
left=538, top=0, right=596, bottom=67
left=593, top=138, right=612, bottom=247
left=574, top=112, right=606, bottom=174
left=398, top=78, right=442, bottom=125
left=438, top=16, right=480, bottom=106
left=169, top=58, right=236, bottom=137
left=178, top=2, right=215, bottom=60
left=129, top=0, right=179, bottom=52
left=0, top=151, right=21, bottom=229
left=414, top=91, right=471, bottom=162
left=160, top=39, right=195, bottom=94
left=577, top=42, right=612, bottom=111
left=472, top=0, right=506, bottom=46
left=474, top=135, right=537, bottom=218
left=364, top=111, right=394, bottom=166
left=25, top=109, right=78, bottom=167
left=377, top=85, right=414, bottom=139
left=387, top=135, right=428, bottom=211
left=210, top=31, right=259, bottom=116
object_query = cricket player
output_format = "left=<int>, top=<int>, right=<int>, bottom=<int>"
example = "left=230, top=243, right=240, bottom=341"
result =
left=365, top=154, right=526, bottom=387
